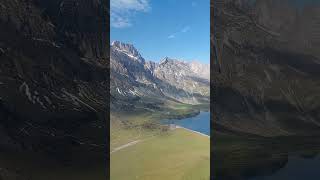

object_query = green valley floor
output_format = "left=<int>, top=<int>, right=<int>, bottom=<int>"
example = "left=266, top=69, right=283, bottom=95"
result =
left=110, top=128, right=210, bottom=180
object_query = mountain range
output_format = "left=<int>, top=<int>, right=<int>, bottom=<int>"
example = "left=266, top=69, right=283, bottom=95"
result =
left=110, top=41, right=210, bottom=112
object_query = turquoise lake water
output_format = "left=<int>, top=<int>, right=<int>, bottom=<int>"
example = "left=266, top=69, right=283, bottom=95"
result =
left=162, top=111, right=210, bottom=136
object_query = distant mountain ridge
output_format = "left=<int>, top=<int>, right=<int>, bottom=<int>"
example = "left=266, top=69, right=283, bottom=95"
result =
left=110, top=41, right=210, bottom=111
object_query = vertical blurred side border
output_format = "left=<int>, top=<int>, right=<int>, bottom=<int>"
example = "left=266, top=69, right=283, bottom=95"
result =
left=104, top=0, right=110, bottom=179
left=210, top=0, right=218, bottom=179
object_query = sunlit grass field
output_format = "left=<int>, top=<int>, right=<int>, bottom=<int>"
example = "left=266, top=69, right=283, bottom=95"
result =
left=110, top=103, right=205, bottom=151
left=110, top=128, right=209, bottom=180
left=110, top=103, right=210, bottom=180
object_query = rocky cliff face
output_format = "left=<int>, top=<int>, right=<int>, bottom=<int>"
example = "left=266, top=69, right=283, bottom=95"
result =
left=213, top=0, right=320, bottom=137
left=0, top=0, right=108, bottom=160
left=189, top=61, right=210, bottom=80
left=154, top=57, right=210, bottom=103
left=110, top=41, right=210, bottom=112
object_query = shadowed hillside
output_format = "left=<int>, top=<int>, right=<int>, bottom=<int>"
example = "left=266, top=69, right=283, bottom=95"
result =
left=0, top=0, right=108, bottom=179
left=212, top=0, right=320, bottom=179
left=213, top=0, right=320, bottom=137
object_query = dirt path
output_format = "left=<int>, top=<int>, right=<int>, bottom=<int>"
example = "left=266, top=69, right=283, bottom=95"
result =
left=110, top=136, right=155, bottom=154
left=110, top=126, right=210, bottom=154
left=110, top=140, right=141, bottom=154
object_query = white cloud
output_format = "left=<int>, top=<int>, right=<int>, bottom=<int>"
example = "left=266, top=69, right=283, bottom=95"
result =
left=111, top=13, right=132, bottom=28
left=111, top=0, right=150, bottom=12
left=111, top=0, right=150, bottom=28
left=168, top=26, right=191, bottom=39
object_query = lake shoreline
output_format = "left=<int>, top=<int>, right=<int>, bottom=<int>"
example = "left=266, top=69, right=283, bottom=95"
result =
left=164, top=109, right=201, bottom=120
left=163, top=111, right=210, bottom=136
left=176, top=125, right=210, bottom=138
left=162, top=103, right=210, bottom=120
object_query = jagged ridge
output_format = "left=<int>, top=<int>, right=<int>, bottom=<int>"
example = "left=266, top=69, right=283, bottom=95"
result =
left=110, top=41, right=210, bottom=111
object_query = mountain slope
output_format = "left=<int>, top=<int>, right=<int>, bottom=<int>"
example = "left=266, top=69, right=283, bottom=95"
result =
left=0, top=2, right=109, bottom=179
left=110, top=41, right=210, bottom=112
left=213, top=0, right=320, bottom=137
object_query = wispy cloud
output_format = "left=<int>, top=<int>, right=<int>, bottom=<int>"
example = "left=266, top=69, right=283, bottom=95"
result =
left=191, top=2, right=197, bottom=7
left=167, top=26, right=191, bottom=39
left=111, top=13, right=132, bottom=28
left=111, top=0, right=150, bottom=28
left=181, top=26, right=190, bottom=33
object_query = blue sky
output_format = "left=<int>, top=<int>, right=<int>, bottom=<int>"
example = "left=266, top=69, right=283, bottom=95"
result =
left=110, top=0, right=210, bottom=64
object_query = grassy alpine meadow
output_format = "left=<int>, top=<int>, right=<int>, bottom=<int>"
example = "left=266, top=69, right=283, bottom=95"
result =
left=110, top=103, right=210, bottom=180
left=110, top=128, right=210, bottom=180
left=110, top=103, right=208, bottom=151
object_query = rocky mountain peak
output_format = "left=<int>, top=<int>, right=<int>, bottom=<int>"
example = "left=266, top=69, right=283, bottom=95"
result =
left=159, top=57, right=187, bottom=66
left=111, top=41, right=144, bottom=63
left=159, top=57, right=171, bottom=65
left=110, top=41, right=210, bottom=105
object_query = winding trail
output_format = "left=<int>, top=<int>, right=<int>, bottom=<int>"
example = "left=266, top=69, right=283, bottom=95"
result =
left=110, top=136, right=155, bottom=154
left=110, top=140, right=141, bottom=154
left=111, top=126, right=210, bottom=154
